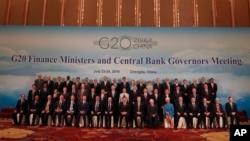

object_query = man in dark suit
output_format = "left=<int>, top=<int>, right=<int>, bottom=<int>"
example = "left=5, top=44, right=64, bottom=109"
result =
left=162, top=77, right=172, bottom=94
left=91, top=78, right=101, bottom=94
left=108, top=85, right=119, bottom=123
left=174, top=96, right=188, bottom=129
left=214, top=98, right=227, bottom=128
left=13, top=94, right=28, bottom=125
left=34, top=74, right=44, bottom=91
left=77, top=83, right=89, bottom=102
left=45, top=75, right=54, bottom=94
left=111, top=78, right=120, bottom=93
left=119, top=96, right=130, bottom=128
left=76, top=95, right=89, bottom=128
left=189, top=88, right=201, bottom=105
left=83, top=77, right=91, bottom=94
left=152, top=88, right=162, bottom=122
left=172, top=78, right=181, bottom=93
left=147, top=98, right=158, bottom=129
left=180, top=79, right=190, bottom=106
left=153, top=78, right=163, bottom=95
left=27, top=84, right=39, bottom=108
left=189, top=78, right=198, bottom=94
left=54, top=76, right=63, bottom=93
left=100, top=76, right=111, bottom=93
left=40, top=95, right=54, bottom=126
left=74, top=77, right=82, bottom=92
left=100, top=89, right=108, bottom=104
left=225, top=96, right=239, bottom=125
left=197, top=76, right=207, bottom=97
left=70, top=84, right=78, bottom=102
left=39, top=83, right=50, bottom=107
left=120, top=76, right=130, bottom=94
left=201, top=84, right=212, bottom=104
left=134, top=96, right=145, bottom=128
left=200, top=97, right=214, bottom=129
left=104, top=97, right=115, bottom=129
left=137, top=79, right=146, bottom=94
left=52, top=95, right=67, bottom=127
left=91, top=95, right=103, bottom=128
left=208, top=78, right=217, bottom=104
left=62, top=87, right=70, bottom=103
left=26, top=95, right=41, bottom=126
left=172, top=86, right=183, bottom=106
left=187, top=97, right=201, bottom=129
left=64, top=95, right=78, bottom=126
left=52, top=89, right=59, bottom=103
left=63, top=75, right=73, bottom=93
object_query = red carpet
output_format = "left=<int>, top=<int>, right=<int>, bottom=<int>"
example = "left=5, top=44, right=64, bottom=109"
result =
left=0, top=120, right=231, bottom=141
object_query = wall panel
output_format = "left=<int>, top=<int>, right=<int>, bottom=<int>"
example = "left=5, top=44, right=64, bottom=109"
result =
left=26, top=0, right=44, bottom=25
left=121, top=0, right=136, bottom=26
left=160, top=0, right=174, bottom=26
left=179, top=0, right=194, bottom=26
left=45, top=0, right=61, bottom=26
left=235, top=0, right=250, bottom=27
left=102, top=0, right=117, bottom=26
left=215, top=0, right=232, bottom=27
left=8, top=0, right=26, bottom=25
left=141, top=0, right=155, bottom=26
left=64, top=0, right=80, bottom=26
left=82, top=0, right=97, bottom=26
left=197, top=0, right=213, bottom=26
left=0, top=0, right=8, bottom=25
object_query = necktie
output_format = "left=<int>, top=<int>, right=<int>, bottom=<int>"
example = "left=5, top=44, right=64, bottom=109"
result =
left=108, top=103, right=111, bottom=111
left=180, top=103, right=182, bottom=108
left=138, top=103, right=140, bottom=112
left=217, top=104, right=220, bottom=112
left=70, top=101, right=73, bottom=111
left=95, top=102, right=99, bottom=111
left=205, top=104, right=207, bottom=112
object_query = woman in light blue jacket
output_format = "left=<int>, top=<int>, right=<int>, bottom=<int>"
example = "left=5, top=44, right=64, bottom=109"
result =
left=163, top=97, right=174, bottom=129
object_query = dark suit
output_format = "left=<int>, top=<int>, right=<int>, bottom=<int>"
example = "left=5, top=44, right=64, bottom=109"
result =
left=45, top=80, right=54, bottom=94
left=151, top=93, right=162, bottom=121
left=74, top=82, right=82, bottom=92
left=225, top=102, right=239, bottom=125
left=101, top=81, right=111, bottom=93
left=147, top=104, right=158, bottom=128
left=111, top=82, right=120, bottom=93
left=153, top=83, right=163, bottom=95
left=120, top=82, right=130, bottom=93
left=64, top=100, right=78, bottom=126
left=201, top=89, right=212, bottom=103
left=63, top=80, right=73, bottom=92
left=34, top=79, right=44, bottom=91
left=104, top=102, right=115, bottom=128
left=13, top=99, right=28, bottom=125
left=39, top=88, right=50, bottom=106
left=52, top=100, right=67, bottom=126
left=162, top=82, right=172, bottom=94
left=108, top=91, right=119, bottom=123
left=189, top=93, right=201, bottom=105
left=208, top=83, right=217, bottom=104
left=214, top=103, right=227, bottom=128
left=27, top=90, right=39, bottom=108
left=200, top=103, right=214, bottom=128
left=187, top=103, right=201, bottom=128
left=91, top=101, right=103, bottom=127
left=100, top=94, right=108, bottom=104
left=133, top=102, right=145, bottom=128
left=77, top=89, right=88, bottom=102
left=172, top=91, right=183, bottom=106
left=76, top=101, right=89, bottom=127
left=54, top=81, right=63, bottom=92
left=174, top=102, right=188, bottom=128
left=180, top=84, right=190, bottom=105
left=40, top=100, right=54, bottom=126
left=91, top=83, right=101, bottom=95
left=26, top=100, right=41, bottom=125
left=119, top=102, right=130, bottom=128
left=137, top=83, right=146, bottom=94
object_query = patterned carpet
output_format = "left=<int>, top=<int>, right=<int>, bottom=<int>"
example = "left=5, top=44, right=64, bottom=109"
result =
left=0, top=119, right=248, bottom=141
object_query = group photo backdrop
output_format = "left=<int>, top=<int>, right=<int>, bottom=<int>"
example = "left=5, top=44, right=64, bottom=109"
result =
left=0, top=26, right=249, bottom=117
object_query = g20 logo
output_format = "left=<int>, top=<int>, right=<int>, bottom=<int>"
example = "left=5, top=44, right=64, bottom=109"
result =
left=94, top=36, right=157, bottom=50
left=99, top=37, right=131, bottom=49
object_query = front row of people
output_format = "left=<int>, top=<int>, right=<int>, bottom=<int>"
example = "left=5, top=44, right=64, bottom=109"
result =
left=13, top=93, right=240, bottom=129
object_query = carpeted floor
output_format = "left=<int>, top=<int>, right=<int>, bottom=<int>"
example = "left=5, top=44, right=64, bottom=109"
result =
left=0, top=119, right=233, bottom=141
